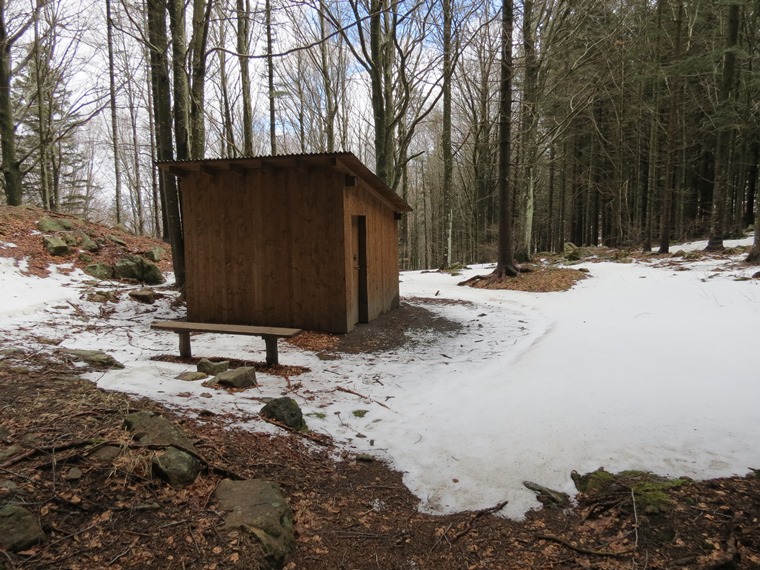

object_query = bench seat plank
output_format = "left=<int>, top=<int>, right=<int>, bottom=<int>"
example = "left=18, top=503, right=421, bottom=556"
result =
left=151, top=321, right=301, bottom=365
left=151, top=321, right=301, bottom=338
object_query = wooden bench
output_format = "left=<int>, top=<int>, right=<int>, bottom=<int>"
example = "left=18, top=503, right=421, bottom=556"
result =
left=150, top=321, right=301, bottom=366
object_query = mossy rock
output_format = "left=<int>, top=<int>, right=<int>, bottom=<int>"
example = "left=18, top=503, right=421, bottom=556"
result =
left=144, top=246, right=166, bottom=262
left=572, top=468, right=686, bottom=514
left=42, top=235, right=69, bottom=256
left=85, top=263, right=114, bottom=280
left=571, top=467, right=619, bottom=495
left=260, top=397, right=306, bottom=430
left=37, top=216, right=65, bottom=233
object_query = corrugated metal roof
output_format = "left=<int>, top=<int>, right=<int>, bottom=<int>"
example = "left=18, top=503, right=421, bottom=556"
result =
left=157, top=151, right=412, bottom=213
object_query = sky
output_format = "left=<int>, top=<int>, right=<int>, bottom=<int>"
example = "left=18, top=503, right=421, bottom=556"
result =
left=1, top=236, right=758, bottom=520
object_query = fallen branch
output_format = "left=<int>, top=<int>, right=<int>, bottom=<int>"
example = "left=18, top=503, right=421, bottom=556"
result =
left=335, top=386, right=392, bottom=410
left=449, top=500, right=509, bottom=543
left=536, top=533, right=634, bottom=557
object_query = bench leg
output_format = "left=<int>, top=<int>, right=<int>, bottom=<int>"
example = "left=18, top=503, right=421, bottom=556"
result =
left=179, top=332, right=192, bottom=358
left=264, top=336, right=278, bottom=366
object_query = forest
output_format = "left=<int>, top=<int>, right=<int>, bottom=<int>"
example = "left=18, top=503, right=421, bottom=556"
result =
left=1, top=0, right=759, bottom=272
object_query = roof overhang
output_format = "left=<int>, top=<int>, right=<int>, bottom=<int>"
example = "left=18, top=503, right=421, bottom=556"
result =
left=157, top=152, right=412, bottom=214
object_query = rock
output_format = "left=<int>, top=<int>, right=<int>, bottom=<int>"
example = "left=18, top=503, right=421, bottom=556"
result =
left=123, top=410, right=197, bottom=453
left=58, top=218, right=79, bottom=230
left=60, top=231, right=78, bottom=246
left=128, top=287, right=156, bottom=304
left=673, top=250, right=686, bottom=257
left=175, top=371, right=207, bottom=381
left=78, top=253, right=93, bottom=263
left=197, top=358, right=229, bottom=375
left=107, top=234, right=128, bottom=246
left=753, top=271, right=760, bottom=279
left=0, top=445, right=21, bottom=463
left=85, top=263, right=114, bottom=280
left=113, top=255, right=165, bottom=285
left=86, top=291, right=117, bottom=303
left=0, top=425, right=10, bottom=439
left=64, top=467, right=83, bottom=481
left=216, top=367, right=257, bottom=389
left=563, top=242, right=581, bottom=261
left=144, top=246, right=166, bottom=262
left=682, top=251, right=701, bottom=260
left=214, top=479, right=295, bottom=566
left=0, top=479, right=18, bottom=491
left=152, top=446, right=201, bottom=487
left=260, top=397, right=306, bottom=430
left=37, top=216, right=65, bottom=233
left=89, top=445, right=122, bottom=462
left=0, top=505, right=45, bottom=552
left=77, top=232, right=99, bottom=252
left=58, top=348, right=124, bottom=369
left=42, top=235, right=69, bottom=256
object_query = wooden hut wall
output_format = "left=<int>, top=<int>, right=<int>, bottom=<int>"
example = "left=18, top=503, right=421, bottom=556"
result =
left=182, top=166, right=348, bottom=332
left=344, top=180, right=401, bottom=331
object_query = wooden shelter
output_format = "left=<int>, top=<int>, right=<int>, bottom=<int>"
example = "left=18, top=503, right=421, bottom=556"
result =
left=158, top=152, right=412, bottom=334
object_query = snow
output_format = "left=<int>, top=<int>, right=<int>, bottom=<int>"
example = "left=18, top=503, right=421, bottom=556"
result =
left=1, top=239, right=759, bottom=520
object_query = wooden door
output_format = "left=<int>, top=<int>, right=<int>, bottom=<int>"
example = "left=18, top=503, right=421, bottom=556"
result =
left=350, top=216, right=360, bottom=326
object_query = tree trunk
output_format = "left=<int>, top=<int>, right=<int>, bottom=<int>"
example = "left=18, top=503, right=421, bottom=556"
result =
left=706, top=3, right=740, bottom=250
left=0, top=0, right=23, bottom=206
left=266, top=0, right=276, bottom=154
left=494, top=0, right=518, bottom=277
left=440, top=0, right=453, bottom=268
left=237, top=0, right=253, bottom=156
left=106, top=0, right=123, bottom=223
left=189, top=0, right=211, bottom=158
left=167, top=0, right=190, bottom=161
left=658, top=0, right=683, bottom=253
left=147, top=0, right=185, bottom=290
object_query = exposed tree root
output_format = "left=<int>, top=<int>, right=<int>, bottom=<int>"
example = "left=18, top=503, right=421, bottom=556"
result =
left=537, top=533, right=634, bottom=557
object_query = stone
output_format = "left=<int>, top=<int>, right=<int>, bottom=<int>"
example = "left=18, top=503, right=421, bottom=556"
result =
left=0, top=425, right=10, bottom=439
left=89, top=445, right=122, bottom=462
left=260, top=397, right=306, bottom=430
left=37, top=216, right=65, bottom=233
left=214, top=479, right=295, bottom=566
left=77, top=232, right=99, bottom=252
left=58, top=218, right=78, bottom=230
left=123, top=410, right=197, bottom=453
left=563, top=242, right=581, bottom=261
left=86, top=291, right=117, bottom=303
left=113, top=255, right=165, bottom=285
left=107, top=234, right=128, bottom=246
left=0, top=445, right=21, bottom=463
left=144, top=246, right=166, bottom=262
left=216, top=367, right=257, bottom=389
left=0, top=505, right=45, bottom=552
left=197, top=358, right=229, bottom=375
left=60, top=231, right=78, bottom=246
left=64, top=467, right=83, bottom=481
left=175, top=371, right=207, bottom=381
left=78, top=253, right=93, bottom=263
left=0, top=480, right=18, bottom=491
left=152, top=446, right=201, bottom=487
left=85, top=263, right=114, bottom=280
left=753, top=271, right=760, bottom=279
left=128, top=287, right=156, bottom=304
left=42, top=235, right=69, bottom=256
left=58, top=348, right=124, bottom=369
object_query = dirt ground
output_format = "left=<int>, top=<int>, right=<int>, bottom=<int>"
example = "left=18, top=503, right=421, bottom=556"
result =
left=2, top=205, right=760, bottom=568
